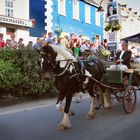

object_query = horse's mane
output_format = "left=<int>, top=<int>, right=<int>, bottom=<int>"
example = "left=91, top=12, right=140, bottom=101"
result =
left=51, top=45, right=77, bottom=67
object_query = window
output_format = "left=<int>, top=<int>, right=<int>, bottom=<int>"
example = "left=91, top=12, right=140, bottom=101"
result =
left=85, top=4, right=91, bottom=23
left=73, top=0, right=79, bottom=20
left=58, top=0, right=66, bottom=16
left=5, top=0, right=13, bottom=17
left=95, top=10, right=100, bottom=26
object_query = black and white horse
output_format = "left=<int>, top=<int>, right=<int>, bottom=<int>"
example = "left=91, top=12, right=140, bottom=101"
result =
left=39, top=44, right=110, bottom=130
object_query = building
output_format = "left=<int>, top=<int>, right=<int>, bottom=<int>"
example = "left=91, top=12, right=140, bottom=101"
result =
left=119, top=5, right=140, bottom=39
left=29, top=0, right=46, bottom=40
left=0, top=0, right=33, bottom=44
left=29, top=0, right=105, bottom=42
left=0, top=0, right=106, bottom=44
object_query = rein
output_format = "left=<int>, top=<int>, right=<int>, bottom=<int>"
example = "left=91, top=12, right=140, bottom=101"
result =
left=56, top=60, right=71, bottom=77
left=54, top=60, right=77, bottom=77
left=40, top=51, right=47, bottom=55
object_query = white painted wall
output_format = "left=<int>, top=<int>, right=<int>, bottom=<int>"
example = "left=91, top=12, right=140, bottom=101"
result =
left=45, top=0, right=53, bottom=33
left=0, top=0, right=32, bottom=45
left=14, top=0, right=29, bottom=19
left=0, top=0, right=6, bottom=15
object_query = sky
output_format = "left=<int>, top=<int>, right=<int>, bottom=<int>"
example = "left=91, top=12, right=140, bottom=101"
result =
left=118, top=0, right=140, bottom=14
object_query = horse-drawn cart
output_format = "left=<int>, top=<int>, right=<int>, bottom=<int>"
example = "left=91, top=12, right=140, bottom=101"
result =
left=91, top=67, right=140, bottom=114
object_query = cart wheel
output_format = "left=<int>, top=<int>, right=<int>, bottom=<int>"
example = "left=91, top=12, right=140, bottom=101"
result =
left=123, top=86, right=136, bottom=114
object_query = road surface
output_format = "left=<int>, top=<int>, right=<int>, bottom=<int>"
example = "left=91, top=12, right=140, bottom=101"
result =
left=0, top=91, right=140, bottom=140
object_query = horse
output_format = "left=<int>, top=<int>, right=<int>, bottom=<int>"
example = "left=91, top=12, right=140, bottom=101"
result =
left=39, top=44, right=109, bottom=130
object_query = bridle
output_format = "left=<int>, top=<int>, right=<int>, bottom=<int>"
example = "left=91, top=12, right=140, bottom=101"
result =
left=40, top=51, right=78, bottom=78
left=54, top=59, right=77, bottom=77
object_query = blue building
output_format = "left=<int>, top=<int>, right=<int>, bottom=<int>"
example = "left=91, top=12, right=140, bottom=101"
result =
left=29, top=0, right=46, bottom=37
left=29, top=0, right=104, bottom=41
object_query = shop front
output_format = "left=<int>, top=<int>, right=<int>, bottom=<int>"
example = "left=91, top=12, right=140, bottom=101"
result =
left=0, top=15, right=33, bottom=44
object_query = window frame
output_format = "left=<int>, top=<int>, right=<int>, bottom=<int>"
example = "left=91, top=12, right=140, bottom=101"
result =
left=58, top=0, right=66, bottom=16
left=95, top=9, right=101, bottom=26
left=5, top=0, right=13, bottom=17
left=72, top=0, right=80, bottom=20
left=85, top=4, right=91, bottom=24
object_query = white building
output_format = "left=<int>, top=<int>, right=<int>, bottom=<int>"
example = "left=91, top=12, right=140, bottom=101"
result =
left=120, top=6, right=140, bottom=39
left=0, top=0, right=33, bottom=44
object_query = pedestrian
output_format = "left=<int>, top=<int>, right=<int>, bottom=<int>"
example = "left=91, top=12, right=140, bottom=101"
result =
left=17, top=38, right=24, bottom=49
left=46, top=32, right=53, bottom=44
left=26, top=41, right=33, bottom=49
left=0, top=33, right=5, bottom=49
left=9, top=33, right=18, bottom=49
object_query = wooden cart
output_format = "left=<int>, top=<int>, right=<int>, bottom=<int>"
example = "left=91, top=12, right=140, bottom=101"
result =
left=91, top=69, right=137, bottom=114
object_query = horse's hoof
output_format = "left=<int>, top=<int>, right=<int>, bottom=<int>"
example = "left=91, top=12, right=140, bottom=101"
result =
left=104, top=105, right=111, bottom=109
left=68, top=110, right=75, bottom=116
left=87, top=113, right=95, bottom=120
left=95, top=106, right=100, bottom=110
left=76, top=100, right=81, bottom=103
left=58, top=124, right=72, bottom=131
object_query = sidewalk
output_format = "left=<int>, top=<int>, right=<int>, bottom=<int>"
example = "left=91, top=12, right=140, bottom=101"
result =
left=0, top=94, right=88, bottom=116
left=0, top=94, right=89, bottom=116
left=0, top=97, right=57, bottom=116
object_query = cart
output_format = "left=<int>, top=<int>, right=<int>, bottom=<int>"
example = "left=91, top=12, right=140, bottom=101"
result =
left=90, top=68, right=137, bottom=114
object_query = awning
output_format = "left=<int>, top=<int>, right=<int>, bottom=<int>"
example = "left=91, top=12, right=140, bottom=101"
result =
left=121, top=33, right=140, bottom=43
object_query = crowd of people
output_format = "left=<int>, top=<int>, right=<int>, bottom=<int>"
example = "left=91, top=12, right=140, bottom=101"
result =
left=0, top=33, right=33, bottom=50
left=1, top=31, right=139, bottom=69
left=0, top=32, right=111, bottom=58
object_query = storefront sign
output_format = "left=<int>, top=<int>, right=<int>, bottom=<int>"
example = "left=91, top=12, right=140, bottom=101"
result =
left=108, top=32, right=117, bottom=43
left=0, top=15, right=33, bottom=28
left=108, top=42, right=117, bottom=51
left=107, top=1, right=119, bottom=22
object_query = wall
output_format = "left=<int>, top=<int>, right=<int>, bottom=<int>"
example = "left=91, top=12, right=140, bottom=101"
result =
left=0, top=0, right=32, bottom=45
left=52, top=0, right=104, bottom=41
left=29, top=0, right=46, bottom=37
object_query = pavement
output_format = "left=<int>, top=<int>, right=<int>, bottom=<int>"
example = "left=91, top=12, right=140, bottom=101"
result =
left=0, top=97, right=57, bottom=116
left=0, top=94, right=88, bottom=116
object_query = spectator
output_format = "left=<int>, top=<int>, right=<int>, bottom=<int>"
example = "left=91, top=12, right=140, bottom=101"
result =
left=80, top=40, right=90, bottom=52
left=32, top=38, right=43, bottom=51
left=40, top=33, right=46, bottom=41
left=9, top=33, right=18, bottom=49
left=130, top=46, right=138, bottom=61
left=52, top=36, right=58, bottom=45
left=80, top=40, right=90, bottom=57
left=17, top=38, right=24, bottom=49
left=0, top=33, right=5, bottom=49
left=60, top=34, right=70, bottom=49
left=5, top=39, right=11, bottom=49
left=26, top=41, right=33, bottom=49
left=46, top=32, right=53, bottom=43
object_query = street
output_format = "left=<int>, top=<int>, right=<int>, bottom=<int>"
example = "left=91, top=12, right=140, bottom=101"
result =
left=0, top=91, right=140, bottom=140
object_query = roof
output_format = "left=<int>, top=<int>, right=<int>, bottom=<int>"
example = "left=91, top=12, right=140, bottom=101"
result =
left=121, top=33, right=140, bottom=43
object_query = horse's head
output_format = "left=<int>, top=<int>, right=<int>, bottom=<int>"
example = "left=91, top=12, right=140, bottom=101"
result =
left=39, top=44, right=77, bottom=80
left=39, top=45, right=57, bottom=79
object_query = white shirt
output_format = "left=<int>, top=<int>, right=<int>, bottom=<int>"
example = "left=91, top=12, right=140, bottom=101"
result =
left=119, top=50, right=126, bottom=59
left=80, top=44, right=89, bottom=52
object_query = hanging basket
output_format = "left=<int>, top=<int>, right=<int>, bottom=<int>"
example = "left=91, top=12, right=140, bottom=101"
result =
left=105, top=22, right=121, bottom=32
left=104, top=23, right=112, bottom=31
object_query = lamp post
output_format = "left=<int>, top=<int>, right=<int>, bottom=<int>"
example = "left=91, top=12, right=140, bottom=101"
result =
left=97, top=0, right=104, bottom=12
